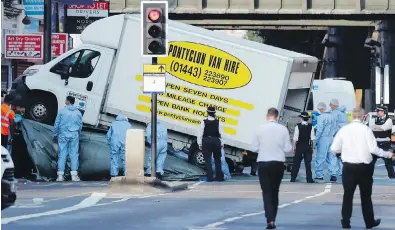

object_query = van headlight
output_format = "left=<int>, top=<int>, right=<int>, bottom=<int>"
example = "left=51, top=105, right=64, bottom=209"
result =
left=23, top=69, right=39, bottom=76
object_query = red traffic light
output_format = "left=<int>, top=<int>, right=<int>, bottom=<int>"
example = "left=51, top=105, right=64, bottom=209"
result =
left=148, top=9, right=161, bottom=22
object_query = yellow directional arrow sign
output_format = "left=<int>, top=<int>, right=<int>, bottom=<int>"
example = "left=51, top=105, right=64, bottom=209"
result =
left=143, top=64, right=166, bottom=74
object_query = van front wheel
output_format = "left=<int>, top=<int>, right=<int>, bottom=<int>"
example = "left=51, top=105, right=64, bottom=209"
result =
left=27, top=95, right=57, bottom=125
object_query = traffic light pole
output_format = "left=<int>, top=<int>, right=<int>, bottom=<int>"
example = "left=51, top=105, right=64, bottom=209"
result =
left=151, top=57, right=158, bottom=177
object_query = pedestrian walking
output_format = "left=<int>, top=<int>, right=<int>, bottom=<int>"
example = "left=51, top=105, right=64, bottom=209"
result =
left=251, top=107, right=292, bottom=229
left=106, top=114, right=132, bottom=177
left=1, top=95, right=15, bottom=148
left=315, top=102, right=338, bottom=182
left=145, top=120, right=168, bottom=180
left=290, top=112, right=315, bottom=183
left=331, top=107, right=393, bottom=229
left=370, top=105, right=395, bottom=178
left=197, top=106, right=224, bottom=182
left=53, top=96, right=83, bottom=182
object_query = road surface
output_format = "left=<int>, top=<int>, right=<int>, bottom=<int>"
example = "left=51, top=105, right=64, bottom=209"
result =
left=2, top=159, right=395, bottom=230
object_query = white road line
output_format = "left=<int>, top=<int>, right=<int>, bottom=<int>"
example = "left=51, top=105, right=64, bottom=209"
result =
left=376, top=163, right=385, bottom=167
left=1, top=192, right=106, bottom=225
left=241, top=212, right=264, bottom=217
left=202, top=183, right=332, bottom=228
left=223, top=217, right=243, bottom=222
left=190, top=181, right=205, bottom=189
left=10, top=205, right=45, bottom=209
left=205, top=222, right=225, bottom=228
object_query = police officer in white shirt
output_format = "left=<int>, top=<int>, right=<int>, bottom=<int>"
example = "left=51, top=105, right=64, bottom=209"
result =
left=197, top=106, right=224, bottom=182
left=251, top=107, right=292, bottom=229
left=370, top=105, right=395, bottom=178
left=331, top=108, right=393, bottom=229
left=291, top=112, right=315, bottom=183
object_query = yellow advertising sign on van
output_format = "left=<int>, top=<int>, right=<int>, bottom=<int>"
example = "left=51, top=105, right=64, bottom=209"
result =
left=158, top=41, right=252, bottom=89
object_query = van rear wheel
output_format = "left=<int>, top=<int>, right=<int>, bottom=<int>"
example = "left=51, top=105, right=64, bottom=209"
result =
left=193, top=150, right=206, bottom=168
left=27, top=95, right=57, bottom=125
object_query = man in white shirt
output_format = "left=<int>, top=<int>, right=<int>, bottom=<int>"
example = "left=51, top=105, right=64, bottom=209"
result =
left=251, top=107, right=292, bottom=229
left=290, top=112, right=315, bottom=183
left=197, top=106, right=224, bottom=182
left=330, top=108, right=393, bottom=229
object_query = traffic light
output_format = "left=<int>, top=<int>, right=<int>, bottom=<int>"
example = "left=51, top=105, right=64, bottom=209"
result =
left=141, top=1, right=168, bottom=57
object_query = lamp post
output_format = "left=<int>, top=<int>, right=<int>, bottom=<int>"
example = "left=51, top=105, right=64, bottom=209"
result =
left=43, top=0, right=52, bottom=64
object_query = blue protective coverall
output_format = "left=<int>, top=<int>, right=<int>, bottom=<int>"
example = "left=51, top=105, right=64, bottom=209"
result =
left=332, top=106, right=349, bottom=132
left=145, top=121, right=168, bottom=175
left=331, top=105, right=349, bottom=175
left=106, top=114, right=132, bottom=176
left=312, top=111, right=321, bottom=129
left=211, top=148, right=232, bottom=180
left=314, top=110, right=338, bottom=178
left=53, top=105, right=83, bottom=173
left=7, top=114, right=23, bottom=152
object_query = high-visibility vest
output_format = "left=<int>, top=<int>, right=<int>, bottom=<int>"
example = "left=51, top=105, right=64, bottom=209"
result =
left=1, top=105, right=13, bottom=135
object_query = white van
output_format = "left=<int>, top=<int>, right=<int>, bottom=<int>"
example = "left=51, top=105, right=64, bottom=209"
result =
left=307, top=78, right=356, bottom=121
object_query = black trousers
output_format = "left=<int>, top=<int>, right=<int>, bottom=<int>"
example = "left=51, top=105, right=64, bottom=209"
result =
left=258, top=161, right=284, bottom=223
left=342, top=163, right=375, bottom=227
left=291, top=145, right=313, bottom=182
left=371, top=141, right=394, bottom=178
left=202, top=137, right=223, bottom=181
left=1, top=134, right=8, bottom=148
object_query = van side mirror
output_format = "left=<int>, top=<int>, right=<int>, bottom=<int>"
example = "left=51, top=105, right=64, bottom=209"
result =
left=60, top=66, right=72, bottom=80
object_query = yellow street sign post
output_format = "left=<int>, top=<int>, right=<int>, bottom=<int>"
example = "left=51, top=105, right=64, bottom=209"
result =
left=143, top=64, right=166, bottom=74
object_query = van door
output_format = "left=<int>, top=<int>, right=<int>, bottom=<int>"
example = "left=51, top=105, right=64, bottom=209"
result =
left=49, top=47, right=115, bottom=125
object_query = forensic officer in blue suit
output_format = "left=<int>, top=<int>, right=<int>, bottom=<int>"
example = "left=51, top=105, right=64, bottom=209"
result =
left=145, top=120, right=168, bottom=179
left=106, top=114, right=132, bottom=177
left=312, top=110, right=321, bottom=131
left=211, top=148, right=232, bottom=180
left=330, top=99, right=349, bottom=176
left=314, top=102, right=339, bottom=182
left=53, top=96, right=83, bottom=182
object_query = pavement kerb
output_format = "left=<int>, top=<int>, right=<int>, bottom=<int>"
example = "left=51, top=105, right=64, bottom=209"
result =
left=108, top=176, right=189, bottom=193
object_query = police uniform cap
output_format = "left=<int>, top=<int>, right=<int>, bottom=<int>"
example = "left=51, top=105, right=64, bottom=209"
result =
left=299, top=112, right=310, bottom=118
left=207, top=106, right=216, bottom=113
left=376, top=105, right=388, bottom=112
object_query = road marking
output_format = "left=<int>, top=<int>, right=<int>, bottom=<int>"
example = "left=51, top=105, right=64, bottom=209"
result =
left=43, top=192, right=92, bottom=203
left=190, top=181, right=205, bottom=189
left=187, top=227, right=227, bottom=230
left=205, top=222, right=225, bottom=228
left=10, top=205, right=45, bottom=209
left=376, top=163, right=385, bottom=167
left=241, top=212, right=264, bottom=217
left=202, top=183, right=332, bottom=228
left=1, top=192, right=106, bottom=225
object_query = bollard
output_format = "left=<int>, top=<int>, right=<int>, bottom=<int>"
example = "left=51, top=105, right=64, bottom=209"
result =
left=108, top=129, right=188, bottom=193
left=125, top=129, right=145, bottom=181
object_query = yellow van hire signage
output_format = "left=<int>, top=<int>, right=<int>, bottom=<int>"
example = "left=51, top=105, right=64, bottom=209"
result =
left=158, top=41, right=252, bottom=89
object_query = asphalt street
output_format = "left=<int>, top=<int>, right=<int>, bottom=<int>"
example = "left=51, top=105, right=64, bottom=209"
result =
left=2, top=159, right=395, bottom=230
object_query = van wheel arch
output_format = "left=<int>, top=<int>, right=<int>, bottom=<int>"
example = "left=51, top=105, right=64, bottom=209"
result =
left=27, top=90, right=58, bottom=125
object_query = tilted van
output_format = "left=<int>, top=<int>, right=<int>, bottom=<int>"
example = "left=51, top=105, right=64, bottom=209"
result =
left=11, top=14, right=318, bottom=172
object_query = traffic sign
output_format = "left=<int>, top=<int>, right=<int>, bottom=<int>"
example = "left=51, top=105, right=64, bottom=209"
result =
left=143, top=74, right=166, bottom=93
left=143, top=64, right=166, bottom=74
left=143, top=64, right=166, bottom=93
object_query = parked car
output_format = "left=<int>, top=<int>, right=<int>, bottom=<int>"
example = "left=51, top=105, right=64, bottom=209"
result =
left=1, top=146, right=17, bottom=210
